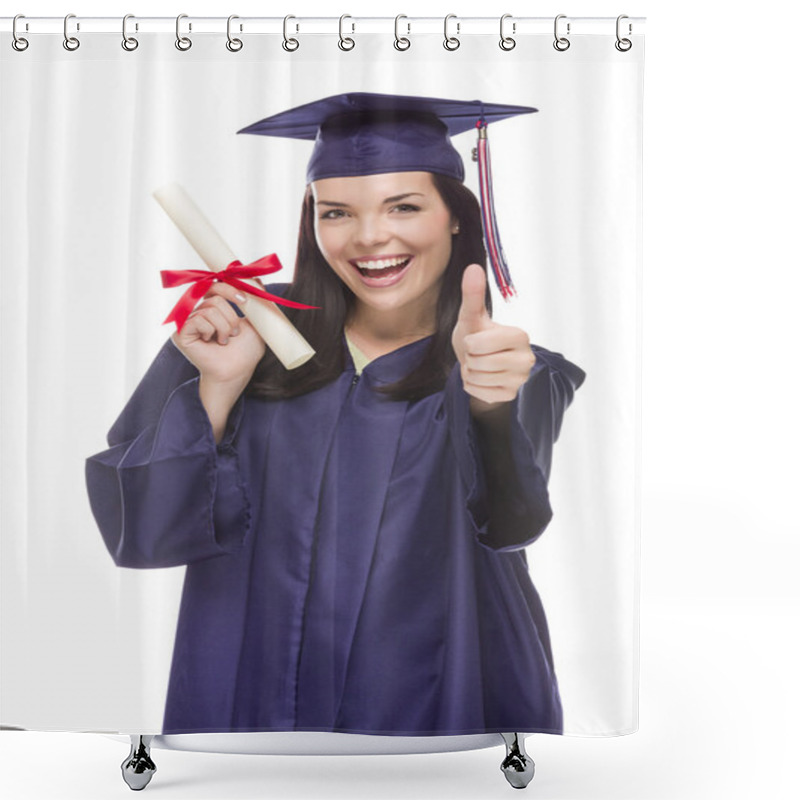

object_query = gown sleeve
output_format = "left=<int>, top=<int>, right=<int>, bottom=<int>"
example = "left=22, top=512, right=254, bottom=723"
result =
left=85, top=339, right=251, bottom=568
left=446, top=344, right=586, bottom=552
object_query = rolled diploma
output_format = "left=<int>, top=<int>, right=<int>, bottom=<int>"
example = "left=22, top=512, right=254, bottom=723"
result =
left=153, top=182, right=315, bottom=370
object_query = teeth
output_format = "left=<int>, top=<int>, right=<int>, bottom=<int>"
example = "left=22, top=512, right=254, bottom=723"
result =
left=355, top=256, right=409, bottom=271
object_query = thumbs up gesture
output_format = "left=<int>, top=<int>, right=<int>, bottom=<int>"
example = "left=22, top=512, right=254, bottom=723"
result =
left=451, top=264, right=536, bottom=414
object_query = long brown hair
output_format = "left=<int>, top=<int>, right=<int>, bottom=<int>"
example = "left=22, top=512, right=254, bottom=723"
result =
left=246, top=172, right=491, bottom=402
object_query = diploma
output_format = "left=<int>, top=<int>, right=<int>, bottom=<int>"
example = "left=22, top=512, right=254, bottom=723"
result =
left=153, top=182, right=315, bottom=370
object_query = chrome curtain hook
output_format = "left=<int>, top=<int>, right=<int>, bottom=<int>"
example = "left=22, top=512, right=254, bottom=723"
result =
left=615, top=14, right=632, bottom=51
left=443, top=14, right=460, bottom=51
left=499, top=14, right=516, bottom=51
left=283, top=15, right=299, bottom=52
left=175, top=14, right=192, bottom=51
left=553, top=14, right=570, bottom=51
left=338, top=14, right=355, bottom=51
left=122, top=14, right=139, bottom=51
left=227, top=15, right=243, bottom=52
left=63, top=13, right=80, bottom=51
left=394, top=14, right=411, bottom=51
left=12, top=14, right=29, bottom=51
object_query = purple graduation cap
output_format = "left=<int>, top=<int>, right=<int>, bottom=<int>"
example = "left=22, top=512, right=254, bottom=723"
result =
left=238, top=92, right=537, bottom=300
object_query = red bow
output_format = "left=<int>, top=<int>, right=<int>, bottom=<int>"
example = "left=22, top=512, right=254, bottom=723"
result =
left=160, top=254, right=317, bottom=331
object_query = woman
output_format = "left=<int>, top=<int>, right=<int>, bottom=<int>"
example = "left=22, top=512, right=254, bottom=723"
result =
left=86, top=93, right=585, bottom=736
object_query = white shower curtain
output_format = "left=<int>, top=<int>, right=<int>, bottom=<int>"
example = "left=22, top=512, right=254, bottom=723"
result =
left=1, top=18, right=643, bottom=737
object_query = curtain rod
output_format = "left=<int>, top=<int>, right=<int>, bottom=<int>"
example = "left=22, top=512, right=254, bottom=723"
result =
left=1, top=16, right=646, bottom=36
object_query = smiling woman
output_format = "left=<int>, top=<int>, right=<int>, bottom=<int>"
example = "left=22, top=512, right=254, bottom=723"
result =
left=312, top=171, right=456, bottom=356
left=251, top=167, right=489, bottom=402
left=85, top=92, right=586, bottom=742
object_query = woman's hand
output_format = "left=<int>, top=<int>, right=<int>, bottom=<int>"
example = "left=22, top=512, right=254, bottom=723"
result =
left=171, top=282, right=267, bottom=442
left=171, top=282, right=266, bottom=387
left=451, top=264, right=536, bottom=417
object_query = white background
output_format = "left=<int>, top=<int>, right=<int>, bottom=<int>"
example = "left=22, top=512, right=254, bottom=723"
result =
left=1, top=2, right=798, bottom=800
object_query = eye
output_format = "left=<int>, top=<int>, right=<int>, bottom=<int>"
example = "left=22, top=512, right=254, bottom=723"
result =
left=320, top=208, right=347, bottom=220
left=391, top=203, right=420, bottom=213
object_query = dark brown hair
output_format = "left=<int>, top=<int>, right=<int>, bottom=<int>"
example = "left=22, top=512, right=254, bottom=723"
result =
left=246, top=172, right=491, bottom=402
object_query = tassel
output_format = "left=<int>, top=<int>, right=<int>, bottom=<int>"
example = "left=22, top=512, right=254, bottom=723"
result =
left=475, top=120, right=515, bottom=300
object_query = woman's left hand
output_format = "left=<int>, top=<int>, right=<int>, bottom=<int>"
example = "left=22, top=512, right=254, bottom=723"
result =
left=451, top=264, right=536, bottom=416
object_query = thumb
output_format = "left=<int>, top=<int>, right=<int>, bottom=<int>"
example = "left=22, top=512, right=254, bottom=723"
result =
left=457, top=264, right=491, bottom=333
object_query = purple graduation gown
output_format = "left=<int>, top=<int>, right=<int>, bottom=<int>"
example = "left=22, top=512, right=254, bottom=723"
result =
left=86, top=328, right=585, bottom=736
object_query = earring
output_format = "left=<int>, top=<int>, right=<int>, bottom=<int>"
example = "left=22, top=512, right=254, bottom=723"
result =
left=452, top=224, right=460, bottom=234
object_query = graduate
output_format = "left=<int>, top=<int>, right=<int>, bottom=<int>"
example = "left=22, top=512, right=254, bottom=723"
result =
left=86, top=92, right=586, bottom=737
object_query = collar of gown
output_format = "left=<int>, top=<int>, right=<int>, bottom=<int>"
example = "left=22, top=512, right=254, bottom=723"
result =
left=341, top=333, right=432, bottom=385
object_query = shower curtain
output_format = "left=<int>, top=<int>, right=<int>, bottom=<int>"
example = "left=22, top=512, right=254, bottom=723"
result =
left=0, top=16, right=643, bottom=738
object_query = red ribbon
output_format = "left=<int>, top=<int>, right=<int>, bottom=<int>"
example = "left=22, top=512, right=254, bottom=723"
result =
left=160, top=254, right=317, bottom=331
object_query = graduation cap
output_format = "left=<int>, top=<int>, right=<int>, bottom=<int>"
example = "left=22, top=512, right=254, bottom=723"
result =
left=238, top=92, right=537, bottom=299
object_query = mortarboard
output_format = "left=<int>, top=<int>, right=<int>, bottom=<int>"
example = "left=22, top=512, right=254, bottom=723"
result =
left=238, top=92, right=537, bottom=299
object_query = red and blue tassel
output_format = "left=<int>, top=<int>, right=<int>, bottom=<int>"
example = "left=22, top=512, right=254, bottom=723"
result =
left=475, top=119, right=516, bottom=300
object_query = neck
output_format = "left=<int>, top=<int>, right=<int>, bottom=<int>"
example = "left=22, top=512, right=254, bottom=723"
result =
left=346, top=300, right=437, bottom=359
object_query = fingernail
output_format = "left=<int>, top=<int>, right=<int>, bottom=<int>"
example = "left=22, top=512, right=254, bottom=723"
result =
left=234, top=293, right=247, bottom=303
left=232, top=327, right=240, bottom=336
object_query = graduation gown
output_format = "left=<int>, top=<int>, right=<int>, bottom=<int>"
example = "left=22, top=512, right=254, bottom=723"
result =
left=86, top=330, right=585, bottom=736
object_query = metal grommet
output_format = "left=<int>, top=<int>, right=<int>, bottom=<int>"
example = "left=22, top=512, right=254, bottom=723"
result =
left=553, top=14, right=570, bottom=52
left=338, top=14, right=355, bottom=51
left=175, top=14, right=192, bottom=51
left=499, top=14, right=516, bottom=51
left=282, top=15, right=299, bottom=52
left=226, top=15, right=243, bottom=52
left=615, top=15, right=632, bottom=52
left=12, top=15, right=29, bottom=51
left=63, top=13, right=80, bottom=51
left=122, top=14, right=139, bottom=51
left=394, top=15, right=410, bottom=51
left=443, top=14, right=460, bottom=51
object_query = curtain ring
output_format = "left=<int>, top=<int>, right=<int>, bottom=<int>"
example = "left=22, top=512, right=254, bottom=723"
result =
left=615, top=15, right=632, bottom=52
left=227, top=15, right=243, bottom=52
left=338, top=15, right=355, bottom=51
left=63, top=13, right=80, bottom=51
left=394, top=15, right=411, bottom=51
left=553, top=14, right=570, bottom=51
left=122, top=14, right=139, bottom=51
left=499, top=14, right=516, bottom=51
left=443, top=14, right=460, bottom=51
left=12, top=15, right=29, bottom=52
left=283, top=15, right=299, bottom=52
left=175, top=14, right=192, bottom=51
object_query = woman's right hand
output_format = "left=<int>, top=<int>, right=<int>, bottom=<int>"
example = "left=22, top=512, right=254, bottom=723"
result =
left=171, top=282, right=266, bottom=387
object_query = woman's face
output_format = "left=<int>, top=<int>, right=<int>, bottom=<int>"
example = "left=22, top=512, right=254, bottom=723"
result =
left=311, top=171, right=457, bottom=321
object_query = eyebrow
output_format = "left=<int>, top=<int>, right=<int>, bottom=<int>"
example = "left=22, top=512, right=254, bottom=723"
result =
left=316, top=192, right=425, bottom=208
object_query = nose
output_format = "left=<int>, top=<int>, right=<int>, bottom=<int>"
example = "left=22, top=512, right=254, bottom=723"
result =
left=353, top=213, right=391, bottom=248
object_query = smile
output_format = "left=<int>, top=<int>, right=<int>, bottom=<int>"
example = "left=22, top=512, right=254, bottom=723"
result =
left=349, top=255, right=413, bottom=287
